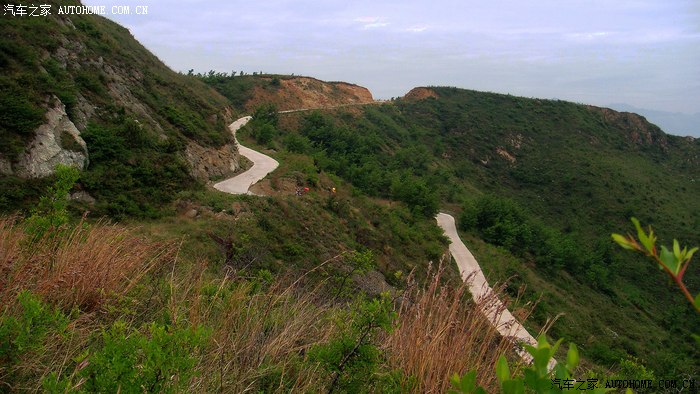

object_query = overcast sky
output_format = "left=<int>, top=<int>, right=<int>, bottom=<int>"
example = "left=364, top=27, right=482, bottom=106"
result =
left=84, top=0, right=699, bottom=116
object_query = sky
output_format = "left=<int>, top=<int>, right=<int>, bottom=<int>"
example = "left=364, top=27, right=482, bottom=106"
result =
left=84, top=0, right=700, bottom=118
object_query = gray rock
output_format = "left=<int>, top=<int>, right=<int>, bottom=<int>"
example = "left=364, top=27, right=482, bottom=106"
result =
left=70, top=190, right=96, bottom=205
left=0, top=155, right=12, bottom=176
left=14, top=98, right=88, bottom=178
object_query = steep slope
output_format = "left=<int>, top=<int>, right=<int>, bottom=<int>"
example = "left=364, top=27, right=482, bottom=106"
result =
left=0, top=0, right=238, bottom=217
left=255, top=87, right=699, bottom=376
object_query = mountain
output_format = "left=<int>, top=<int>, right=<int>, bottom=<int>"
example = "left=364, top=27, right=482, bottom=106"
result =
left=0, top=0, right=238, bottom=217
left=608, top=103, right=700, bottom=138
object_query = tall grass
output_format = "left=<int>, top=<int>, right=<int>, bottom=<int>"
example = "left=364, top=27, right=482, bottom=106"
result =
left=195, top=279, right=332, bottom=392
left=1, top=215, right=534, bottom=392
left=383, top=262, right=519, bottom=393
left=0, top=216, right=175, bottom=311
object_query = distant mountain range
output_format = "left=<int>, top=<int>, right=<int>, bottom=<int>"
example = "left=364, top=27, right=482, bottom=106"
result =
left=608, top=103, right=700, bottom=138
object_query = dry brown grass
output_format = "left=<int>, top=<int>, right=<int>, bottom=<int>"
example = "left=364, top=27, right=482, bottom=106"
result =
left=0, top=216, right=175, bottom=312
left=169, top=261, right=337, bottom=393
left=383, top=262, right=519, bottom=393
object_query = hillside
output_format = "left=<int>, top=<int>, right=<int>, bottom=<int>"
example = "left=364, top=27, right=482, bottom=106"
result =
left=246, top=86, right=699, bottom=376
left=0, top=0, right=238, bottom=217
left=198, top=72, right=374, bottom=112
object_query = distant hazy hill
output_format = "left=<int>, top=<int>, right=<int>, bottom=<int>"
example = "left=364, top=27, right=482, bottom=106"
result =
left=609, top=103, right=700, bottom=138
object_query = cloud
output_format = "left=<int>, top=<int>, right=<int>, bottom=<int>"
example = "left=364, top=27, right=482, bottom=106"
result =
left=566, top=31, right=612, bottom=41
left=354, top=16, right=389, bottom=29
left=405, top=25, right=428, bottom=33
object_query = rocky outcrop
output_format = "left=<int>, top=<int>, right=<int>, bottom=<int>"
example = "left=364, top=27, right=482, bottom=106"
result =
left=184, top=141, right=240, bottom=181
left=403, top=87, right=439, bottom=101
left=4, top=99, right=88, bottom=178
left=496, top=147, right=516, bottom=163
left=0, top=157, right=12, bottom=175
left=589, top=106, right=669, bottom=149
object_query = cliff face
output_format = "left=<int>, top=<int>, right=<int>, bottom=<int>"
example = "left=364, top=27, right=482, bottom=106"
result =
left=244, top=76, right=374, bottom=111
left=588, top=106, right=669, bottom=149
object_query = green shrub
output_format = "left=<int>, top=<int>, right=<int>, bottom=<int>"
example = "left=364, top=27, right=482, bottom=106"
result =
left=611, top=357, right=656, bottom=382
left=461, top=195, right=593, bottom=274
left=0, top=291, right=69, bottom=366
left=24, top=164, right=79, bottom=239
left=450, top=336, right=608, bottom=394
left=308, top=293, right=396, bottom=392
left=283, top=133, right=311, bottom=153
left=45, top=321, right=208, bottom=393
left=0, top=78, right=45, bottom=159
left=81, top=121, right=194, bottom=219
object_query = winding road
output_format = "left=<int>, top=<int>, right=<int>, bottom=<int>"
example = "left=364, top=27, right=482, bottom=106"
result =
left=436, top=213, right=555, bottom=368
left=213, top=116, right=279, bottom=195
left=214, top=113, right=553, bottom=368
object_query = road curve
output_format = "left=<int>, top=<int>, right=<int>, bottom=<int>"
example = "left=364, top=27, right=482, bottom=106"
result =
left=436, top=213, right=555, bottom=368
left=213, top=116, right=279, bottom=195
left=214, top=103, right=380, bottom=195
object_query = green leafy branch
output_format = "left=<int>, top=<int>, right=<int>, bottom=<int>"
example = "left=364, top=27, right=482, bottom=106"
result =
left=612, top=218, right=699, bottom=313
left=449, top=335, right=611, bottom=393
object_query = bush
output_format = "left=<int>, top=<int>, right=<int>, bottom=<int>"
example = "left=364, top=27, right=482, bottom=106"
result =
left=450, top=336, right=610, bottom=394
left=0, top=291, right=69, bottom=366
left=81, top=121, right=194, bottom=218
left=24, top=164, right=79, bottom=239
left=308, top=293, right=396, bottom=392
left=44, top=321, right=208, bottom=393
left=461, top=195, right=590, bottom=273
left=0, top=78, right=45, bottom=159
left=284, top=133, right=311, bottom=153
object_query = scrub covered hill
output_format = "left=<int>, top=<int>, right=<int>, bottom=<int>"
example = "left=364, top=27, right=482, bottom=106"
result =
left=247, top=86, right=699, bottom=376
left=0, top=0, right=237, bottom=218
left=197, top=71, right=375, bottom=112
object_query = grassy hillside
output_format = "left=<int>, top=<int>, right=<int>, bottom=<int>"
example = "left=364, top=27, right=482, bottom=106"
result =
left=0, top=181, right=506, bottom=392
left=245, top=88, right=699, bottom=376
left=0, top=0, right=234, bottom=217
